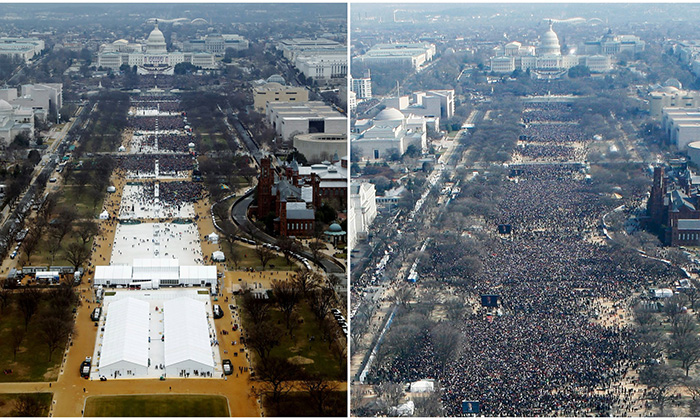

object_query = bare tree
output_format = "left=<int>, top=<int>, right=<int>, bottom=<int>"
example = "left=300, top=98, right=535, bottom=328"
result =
left=255, top=356, right=301, bottom=416
left=302, top=374, right=340, bottom=416
left=639, top=363, right=683, bottom=410
left=309, top=287, right=335, bottom=321
left=669, top=332, right=700, bottom=376
left=40, top=315, right=73, bottom=362
left=431, top=323, right=462, bottom=374
left=10, top=326, right=25, bottom=361
left=276, top=236, right=300, bottom=266
left=293, top=267, right=320, bottom=296
left=255, top=242, right=274, bottom=270
left=64, top=242, right=91, bottom=271
left=52, top=206, right=79, bottom=247
left=374, top=382, right=405, bottom=409
left=17, top=289, right=40, bottom=331
left=247, top=320, right=281, bottom=362
left=241, top=290, right=270, bottom=324
left=271, top=280, right=300, bottom=333
left=0, top=280, right=11, bottom=313
left=12, top=394, right=45, bottom=417
left=21, top=231, right=40, bottom=265
left=413, top=392, right=445, bottom=416
left=75, top=220, right=99, bottom=246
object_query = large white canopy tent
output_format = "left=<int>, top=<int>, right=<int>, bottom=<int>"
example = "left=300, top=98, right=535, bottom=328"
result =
left=179, top=265, right=217, bottom=286
left=132, top=258, right=180, bottom=285
left=94, top=265, right=133, bottom=286
left=164, top=297, right=215, bottom=377
left=98, top=297, right=150, bottom=378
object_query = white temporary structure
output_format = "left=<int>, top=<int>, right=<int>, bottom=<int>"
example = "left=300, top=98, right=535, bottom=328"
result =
left=409, top=379, right=435, bottom=393
left=99, top=298, right=150, bottom=378
left=107, top=186, right=117, bottom=193
left=164, top=297, right=215, bottom=377
left=132, top=259, right=180, bottom=285
left=99, top=210, right=109, bottom=220
left=211, top=251, right=225, bottom=262
left=94, top=265, right=133, bottom=286
left=208, top=232, right=219, bottom=244
left=179, top=266, right=217, bottom=287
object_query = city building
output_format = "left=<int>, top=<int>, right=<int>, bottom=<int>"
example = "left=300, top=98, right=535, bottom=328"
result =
left=292, top=132, right=347, bottom=164
left=348, top=181, right=377, bottom=250
left=582, top=30, right=646, bottom=55
left=661, top=107, right=700, bottom=150
left=0, top=99, right=33, bottom=146
left=0, top=83, right=62, bottom=122
left=489, top=22, right=612, bottom=77
left=354, top=42, right=436, bottom=70
left=384, top=89, right=455, bottom=120
left=649, top=81, right=700, bottom=119
left=352, top=107, right=429, bottom=161
left=97, top=23, right=215, bottom=75
left=351, top=70, right=373, bottom=100
left=255, top=157, right=319, bottom=237
left=349, top=90, right=357, bottom=114
left=183, top=34, right=249, bottom=54
left=0, top=37, right=45, bottom=62
left=277, top=38, right=347, bottom=86
left=265, top=101, right=346, bottom=141
left=253, top=82, right=309, bottom=112
left=646, top=165, right=700, bottom=246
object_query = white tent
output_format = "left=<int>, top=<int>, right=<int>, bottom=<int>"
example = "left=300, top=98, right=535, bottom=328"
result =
left=409, top=379, right=435, bottom=393
left=132, top=258, right=179, bottom=284
left=99, top=210, right=109, bottom=220
left=179, top=266, right=217, bottom=287
left=208, top=232, right=219, bottom=244
left=94, top=265, right=133, bottom=286
left=107, top=186, right=117, bottom=193
left=164, top=297, right=215, bottom=377
left=99, top=298, right=149, bottom=378
left=211, top=251, right=225, bottom=262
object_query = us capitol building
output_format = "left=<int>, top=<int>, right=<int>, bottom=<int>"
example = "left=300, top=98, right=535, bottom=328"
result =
left=97, top=23, right=216, bottom=75
left=489, top=22, right=614, bottom=79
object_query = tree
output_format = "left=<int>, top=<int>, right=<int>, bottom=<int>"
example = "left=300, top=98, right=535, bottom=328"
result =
left=10, top=326, right=25, bottom=361
left=431, top=323, right=462, bottom=374
left=374, top=382, right=405, bottom=409
left=669, top=332, right=700, bottom=376
left=17, top=289, right=40, bottom=330
left=292, top=267, right=319, bottom=297
left=276, top=236, right=300, bottom=265
left=64, top=242, right=91, bottom=271
left=255, top=242, right=274, bottom=270
left=309, top=287, right=335, bottom=321
left=241, top=290, right=270, bottom=324
left=12, top=394, right=45, bottom=417
left=20, top=231, right=40, bottom=264
left=76, top=220, right=99, bottom=246
left=255, top=356, right=301, bottom=416
left=0, top=280, right=11, bottom=313
left=247, top=320, right=281, bottom=362
left=671, top=312, right=698, bottom=338
left=413, top=392, right=444, bottom=416
left=52, top=206, right=79, bottom=247
left=639, top=363, right=682, bottom=410
left=40, top=315, right=73, bottom=362
left=271, top=280, right=300, bottom=333
left=684, top=286, right=700, bottom=311
left=302, top=375, right=340, bottom=416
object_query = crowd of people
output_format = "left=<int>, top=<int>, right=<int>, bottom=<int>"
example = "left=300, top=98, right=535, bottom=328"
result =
left=515, top=143, right=579, bottom=161
left=130, top=132, right=193, bottom=153
left=128, top=115, right=184, bottom=131
left=115, top=154, right=193, bottom=178
left=364, top=102, right=674, bottom=416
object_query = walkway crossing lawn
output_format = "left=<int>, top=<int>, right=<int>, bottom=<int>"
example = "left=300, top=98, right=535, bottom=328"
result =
left=83, top=394, right=230, bottom=417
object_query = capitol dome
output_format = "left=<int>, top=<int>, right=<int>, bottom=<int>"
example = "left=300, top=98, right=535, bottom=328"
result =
left=539, top=22, right=561, bottom=56
left=0, top=99, right=13, bottom=112
left=146, top=23, right=167, bottom=54
left=375, top=107, right=404, bottom=121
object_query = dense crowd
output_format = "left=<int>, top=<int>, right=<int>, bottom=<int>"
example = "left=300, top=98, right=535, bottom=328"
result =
left=521, top=123, right=589, bottom=144
left=116, top=154, right=193, bottom=178
left=131, top=133, right=193, bottom=153
left=516, top=144, right=579, bottom=161
left=128, top=115, right=184, bottom=130
left=364, top=103, right=673, bottom=416
left=522, top=103, right=580, bottom=123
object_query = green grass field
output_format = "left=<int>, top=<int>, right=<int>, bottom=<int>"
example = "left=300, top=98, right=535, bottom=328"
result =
left=0, top=299, right=70, bottom=382
left=230, top=243, right=299, bottom=271
left=83, top=395, right=230, bottom=417
left=0, top=393, right=52, bottom=417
